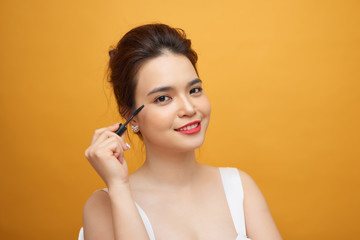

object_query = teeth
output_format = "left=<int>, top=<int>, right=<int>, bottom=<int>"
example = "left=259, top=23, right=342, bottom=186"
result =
left=178, top=123, right=198, bottom=131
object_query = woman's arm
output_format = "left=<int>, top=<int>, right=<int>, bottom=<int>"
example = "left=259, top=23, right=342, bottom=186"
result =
left=83, top=123, right=150, bottom=240
left=83, top=184, right=150, bottom=240
left=239, top=170, right=283, bottom=240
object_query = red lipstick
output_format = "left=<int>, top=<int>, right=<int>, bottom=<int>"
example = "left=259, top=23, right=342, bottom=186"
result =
left=175, top=121, right=201, bottom=135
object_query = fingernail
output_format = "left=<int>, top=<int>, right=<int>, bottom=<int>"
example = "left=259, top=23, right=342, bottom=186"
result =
left=126, top=143, right=131, bottom=149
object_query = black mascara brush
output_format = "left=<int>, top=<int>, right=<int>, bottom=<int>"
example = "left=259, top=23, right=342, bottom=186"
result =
left=115, top=105, right=144, bottom=136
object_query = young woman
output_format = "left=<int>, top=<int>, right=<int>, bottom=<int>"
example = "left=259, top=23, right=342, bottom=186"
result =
left=80, top=23, right=282, bottom=240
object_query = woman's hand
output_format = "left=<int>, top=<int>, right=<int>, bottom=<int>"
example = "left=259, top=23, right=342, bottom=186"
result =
left=85, top=123, right=130, bottom=187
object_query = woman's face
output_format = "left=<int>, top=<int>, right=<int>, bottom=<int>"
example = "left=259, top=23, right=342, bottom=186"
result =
left=133, top=52, right=211, bottom=153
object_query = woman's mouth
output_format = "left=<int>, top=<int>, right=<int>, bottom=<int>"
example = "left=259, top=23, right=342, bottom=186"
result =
left=175, top=121, right=201, bottom=135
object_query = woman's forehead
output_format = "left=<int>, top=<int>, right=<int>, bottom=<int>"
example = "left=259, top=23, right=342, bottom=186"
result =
left=136, top=53, right=198, bottom=92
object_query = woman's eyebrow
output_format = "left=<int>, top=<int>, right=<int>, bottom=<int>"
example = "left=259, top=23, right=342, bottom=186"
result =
left=188, top=78, right=202, bottom=87
left=147, top=78, right=202, bottom=96
left=147, top=86, right=173, bottom=96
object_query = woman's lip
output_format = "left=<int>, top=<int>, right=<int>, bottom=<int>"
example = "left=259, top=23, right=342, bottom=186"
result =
left=175, top=121, right=201, bottom=130
left=175, top=121, right=201, bottom=135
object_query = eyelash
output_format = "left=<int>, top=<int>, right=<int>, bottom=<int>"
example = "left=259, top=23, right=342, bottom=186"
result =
left=154, top=95, right=171, bottom=103
left=190, top=87, right=203, bottom=94
left=153, top=87, right=203, bottom=104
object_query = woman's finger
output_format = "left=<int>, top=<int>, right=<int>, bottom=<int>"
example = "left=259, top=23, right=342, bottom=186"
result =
left=97, top=137, right=122, bottom=157
left=92, top=129, right=124, bottom=147
left=93, top=128, right=130, bottom=152
left=90, top=123, right=121, bottom=145
left=92, top=134, right=129, bottom=160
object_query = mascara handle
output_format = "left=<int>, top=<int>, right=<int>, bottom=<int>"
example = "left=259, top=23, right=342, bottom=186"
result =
left=115, top=123, right=127, bottom=136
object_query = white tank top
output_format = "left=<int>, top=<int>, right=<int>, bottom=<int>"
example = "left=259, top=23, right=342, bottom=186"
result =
left=79, top=167, right=251, bottom=240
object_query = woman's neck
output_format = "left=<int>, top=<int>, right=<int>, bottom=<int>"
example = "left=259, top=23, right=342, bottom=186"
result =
left=138, top=147, right=201, bottom=190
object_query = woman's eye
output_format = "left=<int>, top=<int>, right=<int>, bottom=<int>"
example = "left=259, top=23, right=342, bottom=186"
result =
left=154, top=95, right=170, bottom=103
left=190, top=87, right=203, bottom=94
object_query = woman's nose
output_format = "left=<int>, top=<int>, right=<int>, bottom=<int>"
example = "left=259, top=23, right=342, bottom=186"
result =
left=177, top=96, right=196, bottom=117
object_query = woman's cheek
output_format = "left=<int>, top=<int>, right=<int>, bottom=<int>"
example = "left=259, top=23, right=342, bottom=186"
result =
left=142, top=108, right=174, bottom=131
left=200, top=95, right=211, bottom=116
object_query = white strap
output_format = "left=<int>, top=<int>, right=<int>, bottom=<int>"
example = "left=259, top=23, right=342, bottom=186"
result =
left=135, top=202, right=156, bottom=240
left=78, top=227, right=84, bottom=240
left=219, top=167, right=247, bottom=237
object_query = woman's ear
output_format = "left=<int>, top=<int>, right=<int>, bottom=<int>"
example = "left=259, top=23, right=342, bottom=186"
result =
left=129, top=117, right=140, bottom=133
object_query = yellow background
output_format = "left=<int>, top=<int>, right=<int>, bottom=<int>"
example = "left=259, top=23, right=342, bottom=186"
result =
left=1, top=0, right=359, bottom=239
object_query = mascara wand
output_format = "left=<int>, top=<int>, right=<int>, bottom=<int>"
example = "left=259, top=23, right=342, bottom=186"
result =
left=115, top=105, right=144, bottom=136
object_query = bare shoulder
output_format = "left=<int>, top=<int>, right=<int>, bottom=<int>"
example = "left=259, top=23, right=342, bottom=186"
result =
left=237, top=169, right=283, bottom=240
left=237, top=169, right=263, bottom=198
left=237, top=169, right=269, bottom=212
left=82, top=190, right=114, bottom=239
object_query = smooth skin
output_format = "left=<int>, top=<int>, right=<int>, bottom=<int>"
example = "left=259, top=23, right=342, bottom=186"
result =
left=83, top=52, right=282, bottom=240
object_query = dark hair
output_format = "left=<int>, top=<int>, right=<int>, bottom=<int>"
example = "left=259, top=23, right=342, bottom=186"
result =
left=108, top=23, right=199, bottom=120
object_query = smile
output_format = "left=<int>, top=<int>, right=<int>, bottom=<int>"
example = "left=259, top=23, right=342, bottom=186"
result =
left=175, top=121, right=201, bottom=135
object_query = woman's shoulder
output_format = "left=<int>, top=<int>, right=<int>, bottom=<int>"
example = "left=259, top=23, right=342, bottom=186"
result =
left=85, top=188, right=108, bottom=201
left=236, top=169, right=255, bottom=186
left=217, top=167, right=264, bottom=204
left=234, top=168, right=264, bottom=201
left=82, top=189, right=114, bottom=238
left=83, top=188, right=111, bottom=219
left=235, top=169, right=283, bottom=239
left=199, top=164, right=253, bottom=179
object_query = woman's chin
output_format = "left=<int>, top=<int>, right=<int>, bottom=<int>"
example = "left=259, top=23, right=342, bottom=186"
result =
left=174, top=137, right=206, bottom=152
